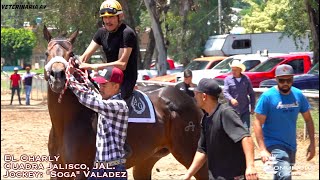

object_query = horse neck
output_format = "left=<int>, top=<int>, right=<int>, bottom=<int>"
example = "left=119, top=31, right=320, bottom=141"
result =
left=47, top=86, right=90, bottom=131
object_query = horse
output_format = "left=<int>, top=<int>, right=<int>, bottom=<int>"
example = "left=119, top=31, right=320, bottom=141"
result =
left=43, top=25, right=208, bottom=180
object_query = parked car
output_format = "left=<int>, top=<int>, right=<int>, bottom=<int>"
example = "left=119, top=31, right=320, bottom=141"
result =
left=259, top=62, right=319, bottom=90
left=215, top=54, right=312, bottom=88
left=188, top=52, right=284, bottom=85
left=137, top=58, right=182, bottom=80
left=149, top=56, right=226, bottom=83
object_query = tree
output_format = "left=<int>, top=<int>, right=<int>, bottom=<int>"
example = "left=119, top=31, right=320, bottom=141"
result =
left=165, top=0, right=233, bottom=65
left=240, top=0, right=319, bottom=64
left=303, top=0, right=319, bottom=64
left=1, top=28, right=37, bottom=66
left=241, top=0, right=287, bottom=33
left=144, top=0, right=167, bottom=76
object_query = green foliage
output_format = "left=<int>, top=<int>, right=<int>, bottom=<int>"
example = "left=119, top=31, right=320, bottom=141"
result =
left=163, top=0, right=234, bottom=65
left=241, top=0, right=288, bottom=33
left=1, top=28, right=37, bottom=65
left=37, top=0, right=101, bottom=54
left=280, top=0, right=312, bottom=47
left=297, top=107, right=319, bottom=134
left=240, top=0, right=318, bottom=62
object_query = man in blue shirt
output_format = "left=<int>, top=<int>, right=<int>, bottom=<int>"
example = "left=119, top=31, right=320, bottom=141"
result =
left=254, top=64, right=315, bottom=180
left=22, top=65, right=36, bottom=105
left=223, top=60, right=255, bottom=131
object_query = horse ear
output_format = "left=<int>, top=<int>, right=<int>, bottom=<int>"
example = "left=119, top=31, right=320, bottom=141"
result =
left=43, top=25, right=52, bottom=42
left=67, top=29, right=79, bottom=44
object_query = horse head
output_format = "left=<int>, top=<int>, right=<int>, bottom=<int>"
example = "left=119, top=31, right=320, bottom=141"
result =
left=43, top=25, right=79, bottom=93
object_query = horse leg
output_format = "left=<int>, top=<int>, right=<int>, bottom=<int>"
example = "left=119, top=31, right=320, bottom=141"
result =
left=132, top=155, right=162, bottom=180
left=169, top=147, right=208, bottom=180
left=48, top=127, right=59, bottom=180
left=63, top=116, right=96, bottom=180
left=47, top=127, right=72, bottom=180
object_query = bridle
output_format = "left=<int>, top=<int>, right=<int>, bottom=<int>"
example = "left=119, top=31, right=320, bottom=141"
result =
left=45, top=39, right=98, bottom=103
left=47, top=39, right=73, bottom=55
left=45, top=39, right=75, bottom=72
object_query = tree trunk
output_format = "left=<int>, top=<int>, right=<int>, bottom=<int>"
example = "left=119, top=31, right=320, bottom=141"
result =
left=143, top=29, right=156, bottom=69
left=119, top=0, right=143, bottom=69
left=304, top=0, right=319, bottom=64
left=180, top=0, right=190, bottom=66
left=144, top=0, right=167, bottom=76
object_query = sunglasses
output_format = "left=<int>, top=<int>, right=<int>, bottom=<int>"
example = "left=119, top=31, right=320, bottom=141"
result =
left=277, top=78, right=293, bottom=84
left=100, top=8, right=120, bottom=15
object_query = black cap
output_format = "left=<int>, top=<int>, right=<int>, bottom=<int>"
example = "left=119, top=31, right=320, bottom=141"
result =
left=184, top=69, right=192, bottom=78
left=189, top=78, right=222, bottom=96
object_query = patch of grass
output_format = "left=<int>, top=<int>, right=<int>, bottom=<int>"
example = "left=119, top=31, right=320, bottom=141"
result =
left=297, top=107, right=319, bottom=134
left=2, top=68, right=45, bottom=75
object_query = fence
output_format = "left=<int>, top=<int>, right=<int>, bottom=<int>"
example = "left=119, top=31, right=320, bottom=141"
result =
left=137, top=80, right=319, bottom=140
left=1, top=71, right=47, bottom=102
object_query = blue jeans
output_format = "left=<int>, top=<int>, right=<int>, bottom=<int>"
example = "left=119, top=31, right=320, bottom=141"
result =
left=240, top=111, right=250, bottom=131
left=25, top=85, right=32, bottom=105
left=87, top=164, right=127, bottom=180
left=267, top=145, right=296, bottom=180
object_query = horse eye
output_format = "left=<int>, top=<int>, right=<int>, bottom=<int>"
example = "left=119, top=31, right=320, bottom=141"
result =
left=45, top=52, right=49, bottom=56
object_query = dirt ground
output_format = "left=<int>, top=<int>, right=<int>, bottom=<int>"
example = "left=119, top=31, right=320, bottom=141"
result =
left=1, top=93, right=319, bottom=180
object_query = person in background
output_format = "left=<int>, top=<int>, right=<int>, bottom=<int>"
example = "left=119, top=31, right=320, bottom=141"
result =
left=223, top=60, right=255, bottom=131
left=22, top=65, right=36, bottom=105
left=183, top=78, right=258, bottom=180
left=254, top=64, right=315, bottom=179
left=10, top=67, right=22, bottom=105
left=175, top=69, right=196, bottom=97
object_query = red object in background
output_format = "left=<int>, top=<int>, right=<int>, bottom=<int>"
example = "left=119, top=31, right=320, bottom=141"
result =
left=142, top=75, right=150, bottom=80
left=10, top=73, right=21, bottom=87
left=150, top=58, right=176, bottom=70
left=166, top=59, right=175, bottom=70
left=215, top=54, right=312, bottom=88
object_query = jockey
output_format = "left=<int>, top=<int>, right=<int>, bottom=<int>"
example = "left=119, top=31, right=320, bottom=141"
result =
left=79, top=0, right=138, bottom=100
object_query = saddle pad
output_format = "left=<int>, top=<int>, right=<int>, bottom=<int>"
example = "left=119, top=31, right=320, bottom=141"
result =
left=126, top=90, right=156, bottom=123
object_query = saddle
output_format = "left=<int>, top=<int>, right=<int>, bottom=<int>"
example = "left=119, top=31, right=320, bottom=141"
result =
left=123, top=90, right=156, bottom=158
left=124, top=90, right=156, bottom=123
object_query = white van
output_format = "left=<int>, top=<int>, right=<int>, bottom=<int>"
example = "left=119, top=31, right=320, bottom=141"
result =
left=178, top=52, right=286, bottom=85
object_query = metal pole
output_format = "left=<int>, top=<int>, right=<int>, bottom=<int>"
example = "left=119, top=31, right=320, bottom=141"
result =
left=218, top=0, right=222, bottom=34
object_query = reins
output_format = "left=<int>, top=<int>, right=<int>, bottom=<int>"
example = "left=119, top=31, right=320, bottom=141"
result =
left=58, top=56, right=99, bottom=103
left=45, top=39, right=99, bottom=103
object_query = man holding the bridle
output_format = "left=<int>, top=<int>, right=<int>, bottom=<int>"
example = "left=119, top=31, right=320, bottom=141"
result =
left=79, top=0, right=138, bottom=100
left=68, top=66, right=129, bottom=179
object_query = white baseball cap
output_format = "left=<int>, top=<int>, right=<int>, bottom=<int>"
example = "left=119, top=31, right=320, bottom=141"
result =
left=14, top=67, right=19, bottom=71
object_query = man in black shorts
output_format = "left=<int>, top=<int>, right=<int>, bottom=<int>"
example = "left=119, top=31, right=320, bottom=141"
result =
left=79, top=0, right=138, bottom=99
left=183, top=78, right=258, bottom=180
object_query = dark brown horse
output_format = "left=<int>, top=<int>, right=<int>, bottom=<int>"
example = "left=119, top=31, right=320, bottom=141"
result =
left=43, top=25, right=208, bottom=180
